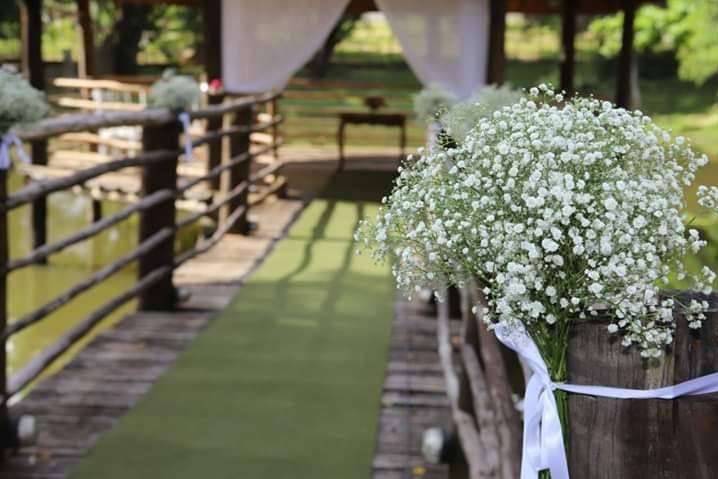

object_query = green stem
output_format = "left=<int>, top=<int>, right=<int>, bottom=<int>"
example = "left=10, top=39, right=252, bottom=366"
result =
left=531, top=320, right=571, bottom=479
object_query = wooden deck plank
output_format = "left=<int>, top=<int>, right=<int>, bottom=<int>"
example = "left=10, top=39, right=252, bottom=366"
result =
left=371, top=297, right=452, bottom=479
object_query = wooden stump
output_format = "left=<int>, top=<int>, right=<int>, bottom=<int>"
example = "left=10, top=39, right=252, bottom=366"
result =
left=567, top=293, right=718, bottom=478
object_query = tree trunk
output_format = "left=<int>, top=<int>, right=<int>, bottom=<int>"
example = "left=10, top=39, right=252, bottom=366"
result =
left=113, top=4, right=152, bottom=75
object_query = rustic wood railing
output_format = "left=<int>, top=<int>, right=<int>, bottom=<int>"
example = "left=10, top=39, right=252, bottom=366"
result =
left=0, top=91, right=284, bottom=446
left=437, top=284, right=522, bottom=479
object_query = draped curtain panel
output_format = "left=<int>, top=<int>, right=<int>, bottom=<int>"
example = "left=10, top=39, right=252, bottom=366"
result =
left=221, top=0, right=350, bottom=92
left=375, top=0, right=490, bottom=99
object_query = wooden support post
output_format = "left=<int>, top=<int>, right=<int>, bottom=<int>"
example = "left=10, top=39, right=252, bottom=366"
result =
left=20, top=0, right=50, bottom=258
left=616, top=0, right=636, bottom=108
left=560, top=0, right=577, bottom=96
left=268, top=98, right=279, bottom=159
left=567, top=294, right=718, bottom=477
left=204, top=0, right=223, bottom=191
left=0, top=170, right=9, bottom=452
left=486, top=0, right=507, bottom=85
left=76, top=0, right=95, bottom=78
left=138, top=122, right=180, bottom=311
left=30, top=141, right=48, bottom=258
left=223, top=107, right=252, bottom=235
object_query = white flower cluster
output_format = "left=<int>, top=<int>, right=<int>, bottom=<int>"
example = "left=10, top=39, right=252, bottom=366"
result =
left=0, top=65, right=49, bottom=133
left=413, top=85, right=456, bottom=123
left=148, top=70, right=200, bottom=112
left=441, top=84, right=523, bottom=144
left=358, top=84, right=714, bottom=359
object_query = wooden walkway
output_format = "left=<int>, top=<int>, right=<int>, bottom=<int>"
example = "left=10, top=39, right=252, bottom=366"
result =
left=2, top=153, right=453, bottom=478
left=3, top=196, right=305, bottom=478
left=372, top=297, right=453, bottom=479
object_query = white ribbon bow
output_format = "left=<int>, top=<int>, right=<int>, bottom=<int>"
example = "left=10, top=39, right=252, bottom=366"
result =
left=494, top=324, right=718, bottom=479
left=178, top=112, right=193, bottom=162
left=0, top=132, right=31, bottom=170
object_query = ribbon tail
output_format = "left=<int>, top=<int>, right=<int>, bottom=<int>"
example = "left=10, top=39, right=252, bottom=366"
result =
left=0, top=138, right=10, bottom=170
left=178, top=112, right=193, bottom=162
left=542, top=390, right=571, bottom=479
left=11, top=135, right=31, bottom=164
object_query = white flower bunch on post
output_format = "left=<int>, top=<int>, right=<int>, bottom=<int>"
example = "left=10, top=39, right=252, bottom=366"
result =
left=441, top=84, right=523, bottom=144
left=357, top=85, right=714, bottom=380
left=413, top=85, right=456, bottom=123
left=0, top=65, right=49, bottom=133
left=148, top=70, right=200, bottom=112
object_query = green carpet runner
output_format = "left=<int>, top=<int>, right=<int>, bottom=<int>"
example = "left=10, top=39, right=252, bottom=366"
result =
left=69, top=198, right=394, bottom=479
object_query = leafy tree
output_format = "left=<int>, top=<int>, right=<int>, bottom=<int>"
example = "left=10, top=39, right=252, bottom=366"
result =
left=307, top=13, right=361, bottom=79
left=588, top=0, right=718, bottom=84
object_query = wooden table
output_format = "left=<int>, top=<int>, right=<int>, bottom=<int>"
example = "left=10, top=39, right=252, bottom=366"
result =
left=337, top=112, right=406, bottom=171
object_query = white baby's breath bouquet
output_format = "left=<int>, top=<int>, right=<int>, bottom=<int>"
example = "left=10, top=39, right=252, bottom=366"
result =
left=148, top=70, right=200, bottom=112
left=0, top=65, right=49, bottom=133
left=441, top=84, right=523, bottom=144
left=358, top=84, right=717, bottom=393
left=413, top=85, right=456, bottom=122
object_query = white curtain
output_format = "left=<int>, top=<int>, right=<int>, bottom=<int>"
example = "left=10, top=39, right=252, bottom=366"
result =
left=376, top=0, right=490, bottom=99
left=221, top=0, right=350, bottom=92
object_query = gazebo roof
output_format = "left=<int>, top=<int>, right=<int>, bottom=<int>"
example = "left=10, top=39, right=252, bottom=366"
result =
left=116, top=0, right=662, bottom=15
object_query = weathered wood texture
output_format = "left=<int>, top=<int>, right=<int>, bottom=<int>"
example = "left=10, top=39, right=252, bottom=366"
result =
left=1, top=196, right=304, bottom=478
left=372, top=297, right=453, bottom=479
left=567, top=293, right=718, bottom=478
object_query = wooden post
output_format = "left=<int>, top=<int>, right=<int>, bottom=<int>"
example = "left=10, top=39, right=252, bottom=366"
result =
left=76, top=0, right=95, bottom=78
left=0, top=170, right=9, bottom=452
left=223, top=107, right=252, bottom=234
left=567, top=294, right=718, bottom=478
left=559, top=0, right=577, bottom=96
left=486, top=0, right=507, bottom=85
left=204, top=0, right=224, bottom=191
left=616, top=0, right=636, bottom=108
left=138, top=122, right=180, bottom=311
left=20, top=0, right=50, bottom=258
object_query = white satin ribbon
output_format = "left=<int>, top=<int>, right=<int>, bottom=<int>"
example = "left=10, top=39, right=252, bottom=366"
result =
left=178, top=112, right=193, bottom=162
left=0, top=132, right=31, bottom=170
left=494, top=323, right=718, bottom=479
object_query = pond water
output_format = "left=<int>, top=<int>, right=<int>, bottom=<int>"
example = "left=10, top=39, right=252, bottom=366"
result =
left=5, top=170, right=198, bottom=387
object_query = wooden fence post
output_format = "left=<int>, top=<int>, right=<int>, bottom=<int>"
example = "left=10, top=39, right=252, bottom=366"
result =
left=30, top=140, right=48, bottom=259
left=567, top=293, right=718, bottom=478
left=222, top=106, right=252, bottom=235
left=0, top=170, right=9, bottom=452
left=138, top=122, right=180, bottom=311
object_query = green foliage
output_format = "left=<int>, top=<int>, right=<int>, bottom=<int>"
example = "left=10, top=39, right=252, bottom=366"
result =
left=588, top=0, right=718, bottom=84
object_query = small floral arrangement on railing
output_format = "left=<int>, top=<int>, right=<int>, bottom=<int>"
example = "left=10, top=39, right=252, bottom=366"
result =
left=413, top=85, right=456, bottom=123
left=149, top=69, right=200, bottom=112
left=358, top=83, right=718, bottom=476
left=0, top=65, right=49, bottom=169
left=149, top=70, right=201, bottom=161
left=440, top=84, right=523, bottom=145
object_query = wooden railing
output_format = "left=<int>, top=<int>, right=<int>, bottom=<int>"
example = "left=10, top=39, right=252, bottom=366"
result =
left=437, top=283, right=522, bottom=478
left=0, top=91, right=285, bottom=442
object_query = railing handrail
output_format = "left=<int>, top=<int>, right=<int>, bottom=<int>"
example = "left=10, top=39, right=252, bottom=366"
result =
left=17, top=90, right=281, bottom=142
left=0, top=87, right=286, bottom=413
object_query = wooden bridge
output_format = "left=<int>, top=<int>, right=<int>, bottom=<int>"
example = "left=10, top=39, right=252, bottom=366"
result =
left=0, top=85, right=458, bottom=479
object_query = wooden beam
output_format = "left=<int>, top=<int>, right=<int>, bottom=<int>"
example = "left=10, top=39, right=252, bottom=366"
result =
left=487, top=0, right=507, bottom=85
left=138, top=123, right=180, bottom=311
left=559, top=0, right=577, bottom=96
left=76, top=0, right=95, bottom=78
left=0, top=170, right=8, bottom=450
left=204, top=0, right=224, bottom=190
left=19, top=0, right=44, bottom=90
left=616, top=0, right=636, bottom=108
